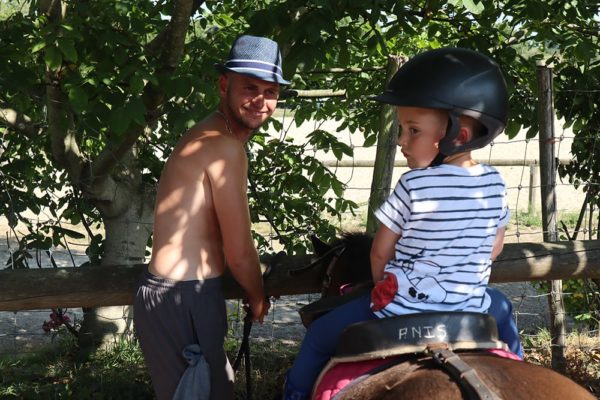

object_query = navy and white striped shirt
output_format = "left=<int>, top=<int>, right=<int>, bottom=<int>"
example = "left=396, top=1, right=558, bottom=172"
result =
left=373, top=163, right=510, bottom=318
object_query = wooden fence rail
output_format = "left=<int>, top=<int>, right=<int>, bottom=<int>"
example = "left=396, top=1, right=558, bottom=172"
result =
left=1, top=240, right=599, bottom=312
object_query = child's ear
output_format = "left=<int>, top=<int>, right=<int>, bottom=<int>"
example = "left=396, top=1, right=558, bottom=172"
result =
left=455, top=126, right=472, bottom=145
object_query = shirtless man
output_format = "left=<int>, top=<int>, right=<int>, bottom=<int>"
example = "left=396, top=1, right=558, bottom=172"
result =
left=134, top=35, right=290, bottom=400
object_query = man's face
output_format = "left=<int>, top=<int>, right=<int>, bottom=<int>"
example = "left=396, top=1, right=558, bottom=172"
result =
left=222, top=73, right=280, bottom=131
left=396, top=106, right=447, bottom=169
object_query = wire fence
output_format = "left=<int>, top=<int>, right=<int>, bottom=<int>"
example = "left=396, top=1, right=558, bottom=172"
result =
left=1, top=87, right=599, bottom=358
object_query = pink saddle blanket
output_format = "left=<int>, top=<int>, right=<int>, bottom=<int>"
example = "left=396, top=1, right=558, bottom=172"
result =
left=313, top=349, right=521, bottom=400
left=313, top=358, right=395, bottom=400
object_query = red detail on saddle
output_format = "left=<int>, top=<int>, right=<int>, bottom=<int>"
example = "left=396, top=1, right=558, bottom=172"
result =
left=313, top=358, right=394, bottom=400
left=370, top=272, right=398, bottom=312
left=339, top=283, right=354, bottom=295
left=487, top=348, right=522, bottom=361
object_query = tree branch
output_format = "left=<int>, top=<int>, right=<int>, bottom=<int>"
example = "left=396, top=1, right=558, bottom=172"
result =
left=39, top=0, right=65, bottom=19
left=87, top=125, right=146, bottom=184
left=46, top=81, right=86, bottom=183
left=306, top=66, right=385, bottom=74
left=0, top=106, right=39, bottom=137
left=146, top=0, right=204, bottom=59
left=161, top=0, right=197, bottom=69
left=89, top=0, right=197, bottom=183
left=39, top=1, right=87, bottom=183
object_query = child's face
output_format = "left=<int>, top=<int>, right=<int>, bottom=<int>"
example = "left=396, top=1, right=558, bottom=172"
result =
left=396, top=107, right=447, bottom=168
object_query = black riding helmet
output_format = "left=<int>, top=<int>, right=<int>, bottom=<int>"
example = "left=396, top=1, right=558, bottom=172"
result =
left=373, top=48, right=508, bottom=164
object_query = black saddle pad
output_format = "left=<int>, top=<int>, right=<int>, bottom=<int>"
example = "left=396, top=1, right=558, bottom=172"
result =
left=298, top=286, right=372, bottom=328
left=335, top=312, right=501, bottom=359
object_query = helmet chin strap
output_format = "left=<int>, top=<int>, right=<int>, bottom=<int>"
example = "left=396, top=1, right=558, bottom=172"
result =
left=429, top=112, right=461, bottom=167
left=429, top=152, right=447, bottom=167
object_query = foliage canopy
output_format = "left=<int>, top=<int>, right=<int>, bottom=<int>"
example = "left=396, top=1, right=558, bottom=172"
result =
left=0, top=0, right=598, bottom=266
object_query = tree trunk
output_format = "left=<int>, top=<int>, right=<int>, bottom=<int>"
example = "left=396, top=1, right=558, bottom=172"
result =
left=78, top=189, right=154, bottom=353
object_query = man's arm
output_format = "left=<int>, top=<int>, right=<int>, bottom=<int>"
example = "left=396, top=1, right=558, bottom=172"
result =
left=208, top=140, right=268, bottom=322
left=370, top=224, right=401, bottom=282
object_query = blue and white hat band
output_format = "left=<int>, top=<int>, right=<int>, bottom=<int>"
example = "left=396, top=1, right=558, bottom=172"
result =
left=224, top=59, right=283, bottom=74
left=214, top=35, right=291, bottom=85
left=223, top=59, right=285, bottom=80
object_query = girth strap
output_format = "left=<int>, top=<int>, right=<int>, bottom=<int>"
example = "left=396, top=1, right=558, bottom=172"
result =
left=429, top=347, right=501, bottom=400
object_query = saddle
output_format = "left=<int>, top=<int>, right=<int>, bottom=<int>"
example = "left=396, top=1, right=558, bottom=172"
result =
left=334, top=311, right=505, bottom=361
left=313, top=312, right=507, bottom=400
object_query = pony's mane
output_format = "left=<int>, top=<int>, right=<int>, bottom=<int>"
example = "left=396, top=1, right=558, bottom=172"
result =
left=330, top=232, right=374, bottom=283
left=334, top=231, right=374, bottom=253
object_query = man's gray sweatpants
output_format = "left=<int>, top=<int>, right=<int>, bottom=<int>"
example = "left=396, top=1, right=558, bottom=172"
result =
left=134, top=270, right=234, bottom=400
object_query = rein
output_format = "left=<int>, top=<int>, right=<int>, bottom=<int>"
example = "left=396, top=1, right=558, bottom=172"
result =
left=231, top=257, right=279, bottom=400
left=233, top=311, right=253, bottom=400
left=288, top=242, right=346, bottom=276
left=288, top=242, right=347, bottom=297
left=320, top=245, right=346, bottom=297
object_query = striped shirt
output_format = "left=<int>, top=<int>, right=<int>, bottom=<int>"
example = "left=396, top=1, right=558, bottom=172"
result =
left=373, top=163, right=510, bottom=318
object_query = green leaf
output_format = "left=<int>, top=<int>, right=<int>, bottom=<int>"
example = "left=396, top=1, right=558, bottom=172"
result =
left=52, top=226, right=85, bottom=240
left=331, top=179, right=345, bottom=197
left=504, top=121, right=520, bottom=139
left=68, top=86, right=88, bottom=113
left=339, top=142, right=353, bottom=157
left=127, top=98, right=147, bottom=125
left=60, top=23, right=74, bottom=32
left=44, top=46, right=62, bottom=70
left=57, top=38, right=78, bottom=62
left=312, top=166, right=325, bottom=186
left=574, top=40, right=594, bottom=64
left=332, top=145, right=342, bottom=160
left=32, top=41, right=46, bottom=53
left=462, top=0, right=485, bottom=14
left=129, top=73, right=145, bottom=94
left=110, top=106, right=131, bottom=135
left=363, top=134, right=377, bottom=147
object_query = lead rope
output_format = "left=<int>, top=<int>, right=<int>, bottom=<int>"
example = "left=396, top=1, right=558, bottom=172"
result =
left=233, top=310, right=253, bottom=400
left=231, top=257, right=278, bottom=400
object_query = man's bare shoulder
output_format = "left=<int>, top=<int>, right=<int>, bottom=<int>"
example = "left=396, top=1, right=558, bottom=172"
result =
left=174, top=120, right=244, bottom=161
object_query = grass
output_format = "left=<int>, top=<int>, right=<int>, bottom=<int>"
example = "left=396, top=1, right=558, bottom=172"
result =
left=523, top=328, right=600, bottom=395
left=0, top=335, right=154, bottom=399
left=0, top=331, right=298, bottom=400
left=2, top=328, right=599, bottom=399
left=512, top=209, right=543, bottom=228
left=511, top=209, right=584, bottom=230
left=507, top=209, right=593, bottom=242
left=226, top=339, right=298, bottom=400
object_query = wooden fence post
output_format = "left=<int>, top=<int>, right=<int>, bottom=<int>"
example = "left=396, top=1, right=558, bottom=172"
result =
left=366, top=55, right=405, bottom=234
left=537, top=61, right=567, bottom=372
left=528, top=163, right=538, bottom=214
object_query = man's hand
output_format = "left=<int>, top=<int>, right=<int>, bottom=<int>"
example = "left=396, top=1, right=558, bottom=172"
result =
left=247, top=297, right=270, bottom=324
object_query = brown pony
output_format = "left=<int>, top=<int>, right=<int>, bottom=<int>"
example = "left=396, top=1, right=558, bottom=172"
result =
left=298, top=232, right=595, bottom=400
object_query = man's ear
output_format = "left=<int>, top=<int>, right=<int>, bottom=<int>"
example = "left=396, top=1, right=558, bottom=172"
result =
left=218, top=74, right=228, bottom=96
